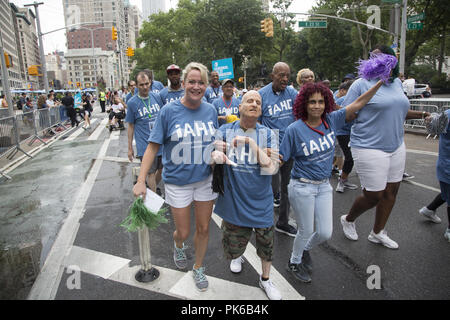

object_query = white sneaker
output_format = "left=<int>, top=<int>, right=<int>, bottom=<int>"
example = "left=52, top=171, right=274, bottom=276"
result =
left=340, top=215, right=358, bottom=240
left=444, top=228, right=450, bottom=242
left=336, top=180, right=344, bottom=193
left=230, top=256, right=244, bottom=273
left=259, top=277, right=282, bottom=300
left=419, top=206, right=442, bottom=223
left=368, top=230, right=399, bottom=249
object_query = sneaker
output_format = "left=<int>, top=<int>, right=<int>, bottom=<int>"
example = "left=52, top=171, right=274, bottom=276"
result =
left=340, top=215, right=358, bottom=241
left=368, top=230, right=399, bottom=249
left=273, top=192, right=280, bottom=208
left=192, top=266, right=209, bottom=292
left=444, top=228, right=450, bottom=242
left=259, top=277, right=282, bottom=300
left=342, top=180, right=358, bottom=190
left=419, top=206, right=442, bottom=223
left=275, top=223, right=297, bottom=237
left=402, top=172, right=415, bottom=181
left=230, top=256, right=244, bottom=273
left=173, top=242, right=187, bottom=270
left=336, top=180, right=344, bottom=193
left=287, top=261, right=311, bottom=283
left=301, top=250, right=312, bottom=273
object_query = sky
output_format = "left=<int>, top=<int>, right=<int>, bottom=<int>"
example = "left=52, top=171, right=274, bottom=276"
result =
left=10, top=0, right=317, bottom=54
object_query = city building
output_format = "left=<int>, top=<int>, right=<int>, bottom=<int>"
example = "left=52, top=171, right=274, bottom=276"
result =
left=141, top=0, right=165, bottom=21
left=46, top=51, right=67, bottom=90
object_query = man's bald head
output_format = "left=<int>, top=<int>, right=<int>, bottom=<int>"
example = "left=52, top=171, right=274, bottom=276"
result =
left=272, top=62, right=290, bottom=74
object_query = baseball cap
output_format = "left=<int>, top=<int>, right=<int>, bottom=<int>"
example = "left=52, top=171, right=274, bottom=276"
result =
left=343, top=73, right=355, bottom=81
left=221, top=79, right=234, bottom=86
left=166, top=64, right=181, bottom=73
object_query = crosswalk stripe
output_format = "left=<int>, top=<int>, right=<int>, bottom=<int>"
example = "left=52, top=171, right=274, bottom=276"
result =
left=88, top=118, right=108, bottom=141
left=406, top=148, right=438, bottom=156
left=403, top=180, right=441, bottom=193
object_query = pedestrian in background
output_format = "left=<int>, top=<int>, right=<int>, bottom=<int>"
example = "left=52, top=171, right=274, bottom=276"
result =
left=159, top=64, right=184, bottom=106
left=205, top=70, right=222, bottom=103
left=62, top=91, right=78, bottom=127
left=133, top=62, right=218, bottom=292
left=212, top=79, right=240, bottom=127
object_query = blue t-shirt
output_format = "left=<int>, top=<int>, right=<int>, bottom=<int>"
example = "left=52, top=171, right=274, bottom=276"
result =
left=126, top=92, right=134, bottom=103
left=335, top=95, right=354, bottom=136
left=205, top=85, right=223, bottom=103
left=343, top=78, right=410, bottom=153
left=148, top=99, right=218, bottom=185
left=280, top=108, right=346, bottom=181
left=159, top=87, right=184, bottom=106
left=212, top=96, right=240, bottom=126
left=437, top=109, right=450, bottom=184
left=259, top=83, right=298, bottom=146
left=125, top=93, right=164, bottom=157
left=214, top=121, right=277, bottom=228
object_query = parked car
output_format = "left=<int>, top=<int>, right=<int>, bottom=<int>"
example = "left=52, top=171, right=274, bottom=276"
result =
left=409, top=84, right=432, bottom=98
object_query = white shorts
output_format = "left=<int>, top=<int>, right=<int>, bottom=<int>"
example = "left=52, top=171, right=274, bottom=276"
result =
left=352, top=142, right=405, bottom=192
left=164, top=174, right=217, bottom=208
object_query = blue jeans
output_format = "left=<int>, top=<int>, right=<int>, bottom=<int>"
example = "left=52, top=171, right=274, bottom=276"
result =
left=288, top=179, right=333, bottom=264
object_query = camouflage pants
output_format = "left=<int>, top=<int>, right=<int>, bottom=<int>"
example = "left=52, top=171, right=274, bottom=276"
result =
left=221, top=220, right=274, bottom=262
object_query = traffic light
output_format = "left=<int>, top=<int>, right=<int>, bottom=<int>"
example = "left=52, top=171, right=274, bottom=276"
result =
left=112, top=26, right=118, bottom=40
left=28, top=65, right=39, bottom=76
left=4, top=52, right=12, bottom=68
left=260, top=18, right=268, bottom=33
left=265, top=18, right=274, bottom=37
left=126, top=47, right=134, bottom=57
left=238, top=77, right=244, bottom=83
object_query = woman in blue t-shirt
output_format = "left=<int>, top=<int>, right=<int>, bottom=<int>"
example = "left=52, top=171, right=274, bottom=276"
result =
left=340, top=45, right=431, bottom=250
left=280, top=80, right=383, bottom=283
left=133, top=62, right=218, bottom=293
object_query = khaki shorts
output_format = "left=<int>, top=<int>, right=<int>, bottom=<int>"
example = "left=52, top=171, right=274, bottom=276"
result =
left=221, top=220, right=274, bottom=262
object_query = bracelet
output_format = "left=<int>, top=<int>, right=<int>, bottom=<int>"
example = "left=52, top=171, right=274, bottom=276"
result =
left=422, top=111, right=426, bottom=119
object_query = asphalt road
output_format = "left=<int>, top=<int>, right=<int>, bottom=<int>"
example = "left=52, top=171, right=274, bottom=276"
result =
left=0, top=105, right=449, bottom=302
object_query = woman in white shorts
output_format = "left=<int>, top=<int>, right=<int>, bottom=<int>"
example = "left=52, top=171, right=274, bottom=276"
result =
left=133, top=62, right=218, bottom=292
left=340, top=45, right=430, bottom=249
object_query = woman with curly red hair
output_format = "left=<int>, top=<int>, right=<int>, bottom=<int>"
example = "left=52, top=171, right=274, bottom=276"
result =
left=279, top=80, right=383, bottom=283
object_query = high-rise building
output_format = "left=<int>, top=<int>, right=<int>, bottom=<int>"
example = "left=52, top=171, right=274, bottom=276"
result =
left=141, top=0, right=165, bottom=21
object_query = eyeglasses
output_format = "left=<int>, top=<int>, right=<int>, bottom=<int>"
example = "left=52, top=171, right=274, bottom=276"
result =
left=186, top=80, right=206, bottom=86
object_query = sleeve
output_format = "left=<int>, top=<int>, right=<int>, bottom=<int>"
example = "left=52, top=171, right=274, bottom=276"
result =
left=279, top=126, right=294, bottom=162
left=328, top=108, right=347, bottom=130
left=148, top=107, right=166, bottom=144
left=154, top=92, right=164, bottom=108
left=124, top=101, right=135, bottom=123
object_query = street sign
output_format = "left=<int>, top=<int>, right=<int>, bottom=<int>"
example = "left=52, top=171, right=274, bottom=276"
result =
left=298, top=21, right=327, bottom=28
left=212, top=58, right=234, bottom=81
left=407, top=22, right=423, bottom=30
left=407, top=13, right=425, bottom=23
left=382, top=0, right=401, bottom=3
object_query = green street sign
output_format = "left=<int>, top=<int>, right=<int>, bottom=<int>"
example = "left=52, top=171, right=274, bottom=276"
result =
left=382, top=0, right=401, bottom=3
left=407, top=22, right=423, bottom=30
left=298, top=21, right=327, bottom=28
left=407, top=13, right=425, bottom=23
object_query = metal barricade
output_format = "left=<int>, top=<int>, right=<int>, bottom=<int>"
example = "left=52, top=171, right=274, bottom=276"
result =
left=404, top=104, right=439, bottom=130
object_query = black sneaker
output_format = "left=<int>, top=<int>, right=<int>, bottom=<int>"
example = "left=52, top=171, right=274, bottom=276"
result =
left=301, top=250, right=312, bottom=273
left=273, top=192, right=280, bottom=208
left=287, top=261, right=311, bottom=283
left=275, top=223, right=297, bottom=237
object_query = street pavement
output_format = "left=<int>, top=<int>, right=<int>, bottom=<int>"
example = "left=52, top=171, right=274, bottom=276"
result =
left=0, top=103, right=449, bottom=302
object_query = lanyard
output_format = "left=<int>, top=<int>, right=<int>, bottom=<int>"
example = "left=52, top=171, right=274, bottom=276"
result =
left=303, top=119, right=329, bottom=136
left=138, top=95, right=152, bottom=118
left=212, top=86, right=220, bottom=96
left=222, top=96, right=232, bottom=109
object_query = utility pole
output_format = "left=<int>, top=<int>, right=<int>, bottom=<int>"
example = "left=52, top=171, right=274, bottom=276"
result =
left=394, top=3, right=400, bottom=48
left=399, top=0, right=408, bottom=75
left=0, top=29, right=14, bottom=116
left=24, top=2, right=49, bottom=93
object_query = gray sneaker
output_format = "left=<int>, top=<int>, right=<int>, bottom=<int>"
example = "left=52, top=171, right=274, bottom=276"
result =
left=192, top=266, right=209, bottom=292
left=419, top=206, right=442, bottom=223
left=173, top=242, right=187, bottom=270
left=342, top=180, right=358, bottom=190
left=336, top=180, right=344, bottom=193
left=287, top=261, right=311, bottom=283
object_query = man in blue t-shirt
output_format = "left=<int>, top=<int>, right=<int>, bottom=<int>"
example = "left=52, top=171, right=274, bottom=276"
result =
left=212, top=90, right=282, bottom=300
left=259, top=62, right=298, bottom=237
left=205, top=70, right=222, bottom=103
left=212, top=79, right=240, bottom=126
left=125, top=80, right=136, bottom=103
left=125, top=71, right=164, bottom=192
left=159, top=64, right=184, bottom=106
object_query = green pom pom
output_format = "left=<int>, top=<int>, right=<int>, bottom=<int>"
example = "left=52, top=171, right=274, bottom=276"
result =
left=120, top=197, right=168, bottom=232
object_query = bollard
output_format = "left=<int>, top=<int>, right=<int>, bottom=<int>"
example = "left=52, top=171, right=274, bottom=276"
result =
left=132, top=167, right=160, bottom=283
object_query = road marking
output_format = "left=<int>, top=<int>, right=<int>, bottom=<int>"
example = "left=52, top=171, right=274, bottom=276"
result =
left=110, top=130, right=120, bottom=140
left=406, top=148, right=438, bottom=156
left=88, top=118, right=108, bottom=141
left=403, top=180, right=441, bottom=193
left=211, top=213, right=305, bottom=300
left=27, top=134, right=111, bottom=300
left=101, top=156, right=140, bottom=164
left=65, top=119, right=98, bottom=141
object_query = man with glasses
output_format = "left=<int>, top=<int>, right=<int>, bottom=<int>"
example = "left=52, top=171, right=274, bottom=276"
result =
left=212, top=79, right=240, bottom=127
